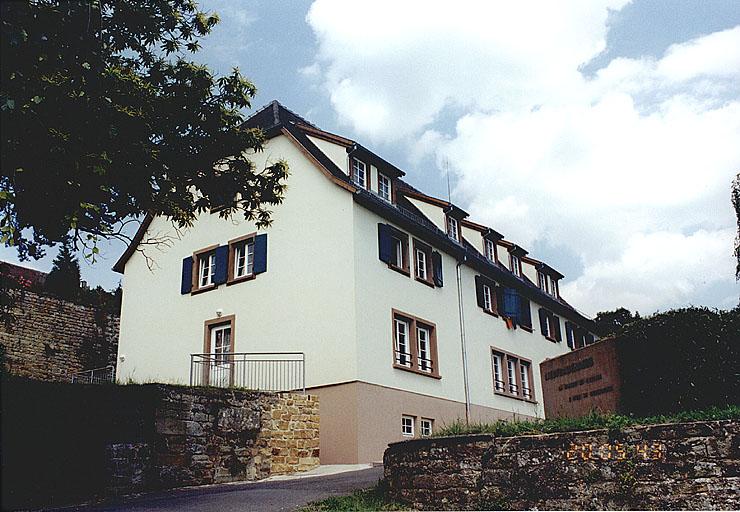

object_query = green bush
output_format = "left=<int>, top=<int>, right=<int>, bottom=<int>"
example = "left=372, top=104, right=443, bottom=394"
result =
left=432, top=405, right=740, bottom=438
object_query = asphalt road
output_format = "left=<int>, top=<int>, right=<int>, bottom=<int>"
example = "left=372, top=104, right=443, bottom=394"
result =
left=60, top=467, right=384, bottom=512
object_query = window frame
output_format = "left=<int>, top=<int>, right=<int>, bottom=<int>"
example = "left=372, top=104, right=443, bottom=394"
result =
left=509, top=252, right=521, bottom=277
left=491, top=347, right=536, bottom=403
left=227, top=233, right=257, bottom=285
left=402, top=415, right=415, bottom=437
left=378, top=172, right=391, bottom=201
left=484, top=238, right=497, bottom=262
left=446, top=216, right=459, bottom=241
left=192, top=244, right=219, bottom=294
left=413, top=239, right=434, bottom=287
left=351, top=157, right=367, bottom=189
left=391, top=309, right=440, bottom=379
left=482, top=283, right=494, bottom=313
left=388, top=230, right=410, bottom=276
left=420, top=418, right=433, bottom=437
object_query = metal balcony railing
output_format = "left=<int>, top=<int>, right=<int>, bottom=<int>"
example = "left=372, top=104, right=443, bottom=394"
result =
left=189, top=352, right=305, bottom=393
left=70, top=365, right=115, bottom=384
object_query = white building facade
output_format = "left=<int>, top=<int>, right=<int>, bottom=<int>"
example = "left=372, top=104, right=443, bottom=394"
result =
left=115, top=101, right=597, bottom=463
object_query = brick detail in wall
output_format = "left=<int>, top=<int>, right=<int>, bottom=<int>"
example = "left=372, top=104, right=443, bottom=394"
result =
left=383, top=420, right=740, bottom=510
left=0, top=290, right=119, bottom=381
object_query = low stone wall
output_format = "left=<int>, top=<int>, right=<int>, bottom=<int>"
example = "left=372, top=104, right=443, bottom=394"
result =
left=384, top=420, right=739, bottom=510
left=0, top=289, right=119, bottom=381
left=1, top=378, right=319, bottom=510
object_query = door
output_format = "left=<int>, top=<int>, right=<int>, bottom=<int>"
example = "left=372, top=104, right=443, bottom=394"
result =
left=209, top=323, right=232, bottom=387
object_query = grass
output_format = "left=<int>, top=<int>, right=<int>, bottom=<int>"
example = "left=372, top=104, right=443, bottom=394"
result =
left=432, top=404, right=740, bottom=438
left=299, top=484, right=408, bottom=512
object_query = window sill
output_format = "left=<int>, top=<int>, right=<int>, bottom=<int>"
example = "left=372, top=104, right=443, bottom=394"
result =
left=191, top=284, right=217, bottom=295
left=494, top=390, right=537, bottom=404
left=519, top=325, right=533, bottom=333
left=389, top=264, right=411, bottom=277
left=483, top=309, right=499, bottom=318
left=227, top=274, right=256, bottom=286
left=545, top=336, right=559, bottom=343
left=415, top=276, right=435, bottom=288
left=393, top=363, right=441, bottom=379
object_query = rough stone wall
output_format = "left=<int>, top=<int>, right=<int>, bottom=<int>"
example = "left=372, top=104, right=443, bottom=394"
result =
left=106, top=385, right=320, bottom=496
left=0, top=289, right=119, bottom=381
left=384, top=420, right=739, bottom=510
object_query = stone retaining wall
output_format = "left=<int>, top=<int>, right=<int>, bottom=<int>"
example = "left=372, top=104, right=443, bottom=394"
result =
left=2, top=378, right=319, bottom=509
left=0, top=289, right=119, bottom=381
left=384, top=420, right=739, bottom=510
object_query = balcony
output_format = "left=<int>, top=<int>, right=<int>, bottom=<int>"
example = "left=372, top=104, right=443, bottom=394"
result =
left=189, top=352, right=305, bottom=393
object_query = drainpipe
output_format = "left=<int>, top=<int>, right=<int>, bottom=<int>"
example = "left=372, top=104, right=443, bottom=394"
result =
left=456, top=253, right=472, bottom=425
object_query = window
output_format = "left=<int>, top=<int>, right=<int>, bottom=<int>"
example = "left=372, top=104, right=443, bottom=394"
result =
left=447, top=216, right=459, bottom=241
left=402, top=415, right=415, bottom=437
left=230, top=237, right=255, bottom=281
left=378, top=173, right=391, bottom=201
left=548, top=275, right=558, bottom=297
left=394, top=318, right=411, bottom=368
left=197, top=250, right=216, bottom=288
left=520, top=362, right=532, bottom=399
left=538, top=272, right=547, bottom=291
left=379, top=224, right=411, bottom=276
left=420, top=418, right=433, bottom=437
left=416, top=248, right=427, bottom=281
left=413, top=239, right=435, bottom=286
left=417, top=326, right=432, bottom=373
left=483, top=284, right=493, bottom=312
left=539, top=308, right=562, bottom=342
left=475, top=276, right=499, bottom=316
left=390, top=233, right=409, bottom=273
left=492, top=353, right=505, bottom=392
left=392, top=310, right=440, bottom=378
left=509, top=253, right=521, bottom=277
left=484, top=239, right=496, bottom=262
left=352, top=158, right=367, bottom=188
left=492, top=348, right=535, bottom=401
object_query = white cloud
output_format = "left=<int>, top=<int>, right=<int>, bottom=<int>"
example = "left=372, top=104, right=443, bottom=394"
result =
left=305, top=2, right=740, bottom=314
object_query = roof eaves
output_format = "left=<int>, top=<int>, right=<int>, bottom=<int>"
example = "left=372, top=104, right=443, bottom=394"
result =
left=112, top=213, right=154, bottom=274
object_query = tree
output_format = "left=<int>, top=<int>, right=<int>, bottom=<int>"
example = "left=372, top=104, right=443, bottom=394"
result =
left=44, top=237, right=81, bottom=300
left=594, top=307, right=640, bottom=337
left=1, top=0, right=288, bottom=261
left=733, top=173, right=739, bottom=280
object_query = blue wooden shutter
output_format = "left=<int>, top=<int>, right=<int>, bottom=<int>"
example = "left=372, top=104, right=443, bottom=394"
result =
left=253, top=233, right=268, bottom=274
left=474, top=276, right=485, bottom=308
left=378, top=224, right=392, bottom=263
left=181, top=256, right=193, bottom=294
left=432, top=251, right=443, bottom=287
left=565, top=322, right=574, bottom=349
left=214, top=245, right=229, bottom=285
left=585, top=333, right=595, bottom=346
left=519, top=298, right=531, bottom=328
left=503, top=288, right=520, bottom=324
left=538, top=308, right=548, bottom=335
left=553, top=314, right=562, bottom=341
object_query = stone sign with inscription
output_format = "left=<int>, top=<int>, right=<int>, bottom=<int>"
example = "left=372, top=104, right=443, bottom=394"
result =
left=540, top=337, right=622, bottom=418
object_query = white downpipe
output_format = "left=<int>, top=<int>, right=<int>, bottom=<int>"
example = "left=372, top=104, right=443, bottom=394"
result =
left=456, top=255, right=471, bottom=424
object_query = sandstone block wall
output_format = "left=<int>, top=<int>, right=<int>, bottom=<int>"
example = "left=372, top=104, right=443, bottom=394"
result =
left=384, top=420, right=739, bottom=510
left=0, top=290, right=119, bottom=381
left=2, top=378, right=319, bottom=510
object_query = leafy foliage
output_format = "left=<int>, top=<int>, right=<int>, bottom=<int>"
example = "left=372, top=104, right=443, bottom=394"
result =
left=1, top=0, right=288, bottom=260
left=594, top=307, right=641, bottom=337
left=433, top=405, right=740, bottom=438
left=44, top=236, right=81, bottom=300
left=616, top=306, right=739, bottom=416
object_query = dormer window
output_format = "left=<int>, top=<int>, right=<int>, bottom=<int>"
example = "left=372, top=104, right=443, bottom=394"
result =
left=447, top=216, right=459, bottom=241
left=548, top=275, right=559, bottom=297
left=538, top=271, right=546, bottom=291
left=351, top=158, right=367, bottom=188
left=378, top=173, right=391, bottom=201
left=484, top=239, right=496, bottom=262
left=510, top=253, right=521, bottom=277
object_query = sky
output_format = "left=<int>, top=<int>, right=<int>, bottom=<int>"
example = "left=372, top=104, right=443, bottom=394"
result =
left=2, top=0, right=739, bottom=316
